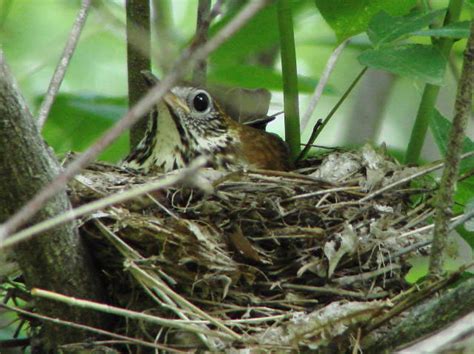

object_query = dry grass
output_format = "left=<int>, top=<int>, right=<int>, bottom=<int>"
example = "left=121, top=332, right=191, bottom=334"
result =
left=51, top=144, right=438, bottom=351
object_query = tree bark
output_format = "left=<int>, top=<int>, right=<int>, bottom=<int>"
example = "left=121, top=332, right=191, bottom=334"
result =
left=362, top=276, right=474, bottom=352
left=0, top=52, right=107, bottom=350
left=126, top=0, right=151, bottom=149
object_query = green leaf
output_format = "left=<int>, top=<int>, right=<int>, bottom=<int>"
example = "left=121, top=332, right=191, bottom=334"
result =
left=367, top=9, right=445, bottom=47
left=208, top=64, right=335, bottom=94
left=412, top=21, right=471, bottom=39
left=209, top=1, right=311, bottom=65
left=358, top=44, right=446, bottom=84
left=314, top=0, right=416, bottom=42
left=430, top=109, right=474, bottom=174
left=41, top=94, right=129, bottom=162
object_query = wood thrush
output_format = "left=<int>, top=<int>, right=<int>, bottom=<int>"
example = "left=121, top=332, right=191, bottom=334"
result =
left=123, top=73, right=292, bottom=173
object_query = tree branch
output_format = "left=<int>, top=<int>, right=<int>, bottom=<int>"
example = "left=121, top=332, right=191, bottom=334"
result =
left=192, top=0, right=211, bottom=85
left=126, top=0, right=151, bottom=149
left=0, top=51, right=107, bottom=350
left=362, top=276, right=474, bottom=352
left=300, top=39, right=348, bottom=132
left=430, top=21, right=474, bottom=276
left=37, top=0, right=91, bottom=129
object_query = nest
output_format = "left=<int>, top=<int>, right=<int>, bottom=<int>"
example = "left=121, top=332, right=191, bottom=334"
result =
left=67, top=144, right=434, bottom=352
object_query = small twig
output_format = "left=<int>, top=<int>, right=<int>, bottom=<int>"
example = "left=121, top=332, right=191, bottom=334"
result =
left=300, top=39, right=348, bottom=131
left=0, top=0, right=271, bottom=242
left=92, top=221, right=241, bottom=344
left=284, top=186, right=362, bottom=202
left=398, top=214, right=464, bottom=239
left=359, top=151, right=474, bottom=203
left=334, top=264, right=402, bottom=286
left=31, top=288, right=236, bottom=341
left=94, top=221, right=217, bottom=350
left=298, top=66, right=367, bottom=161
left=0, top=303, right=182, bottom=352
left=430, top=22, right=474, bottom=277
left=449, top=205, right=474, bottom=230
left=259, top=282, right=389, bottom=299
left=129, top=263, right=242, bottom=341
left=0, top=158, right=206, bottom=250
left=192, top=0, right=211, bottom=85
left=364, top=273, right=456, bottom=333
left=36, top=0, right=91, bottom=129
left=192, top=0, right=225, bottom=85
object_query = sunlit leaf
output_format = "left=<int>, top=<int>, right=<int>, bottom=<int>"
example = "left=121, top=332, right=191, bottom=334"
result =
left=314, top=0, right=416, bottom=41
left=358, top=44, right=446, bottom=84
left=367, top=9, right=445, bottom=47
left=412, top=21, right=471, bottom=39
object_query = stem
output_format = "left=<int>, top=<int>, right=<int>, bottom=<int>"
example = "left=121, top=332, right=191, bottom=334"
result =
left=31, top=288, right=235, bottom=341
left=404, top=0, right=463, bottom=164
left=0, top=303, right=178, bottom=352
left=300, top=39, right=348, bottom=131
left=192, top=0, right=211, bottom=85
left=37, top=0, right=91, bottom=129
left=277, top=0, right=300, bottom=160
left=152, top=0, right=174, bottom=73
left=126, top=0, right=151, bottom=149
left=298, top=66, right=367, bottom=161
left=429, top=20, right=474, bottom=277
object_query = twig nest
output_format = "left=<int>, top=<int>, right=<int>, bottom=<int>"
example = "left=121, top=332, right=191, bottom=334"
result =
left=69, top=144, right=434, bottom=350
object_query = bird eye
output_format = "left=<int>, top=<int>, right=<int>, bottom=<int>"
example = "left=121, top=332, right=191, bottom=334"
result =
left=192, top=92, right=210, bottom=112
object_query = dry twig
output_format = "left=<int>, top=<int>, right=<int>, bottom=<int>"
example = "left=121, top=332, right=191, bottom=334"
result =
left=36, top=0, right=91, bottom=129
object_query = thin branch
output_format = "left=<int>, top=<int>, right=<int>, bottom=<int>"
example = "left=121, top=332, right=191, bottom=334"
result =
left=31, top=288, right=236, bottom=341
left=36, top=0, right=91, bottom=129
left=0, top=158, right=207, bottom=250
left=297, top=66, right=367, bottom=161
left=192, top=0, right=211, bottom=85
left=363, top=274, right=474, bottom=352
left=0, top=0, right=271, bottom=242
left=129, top=263, right=242, bottom=341
left=0, top=303, right=185, bottom=353
left=94, top=220, right=218, bottom=349
left=300, top=39, right=348, bottom=131
left=152, top=0, right=174, bottom=73
left=429, top=21, right=474, bottom=276
left=359, top=151, right=474, bottom=203
left=404, top=0, right=464, bottom=164
left=397, top=312, right=474, bottom=353
left=126, top=0, right=151, bottom=148
left=277, top=0, right=300, bottom=160
left=449, top=205, right=474, bottom=230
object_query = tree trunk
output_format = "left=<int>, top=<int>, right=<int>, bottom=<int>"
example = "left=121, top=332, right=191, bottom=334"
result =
left=0, top=52, right=108, bottom=350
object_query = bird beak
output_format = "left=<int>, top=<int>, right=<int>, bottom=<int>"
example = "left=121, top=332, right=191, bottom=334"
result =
left=163, top=92, right=190, bottom=115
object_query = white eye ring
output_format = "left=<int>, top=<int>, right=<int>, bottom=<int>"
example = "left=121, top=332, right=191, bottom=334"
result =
left=190, top=90, right=212, bottom=114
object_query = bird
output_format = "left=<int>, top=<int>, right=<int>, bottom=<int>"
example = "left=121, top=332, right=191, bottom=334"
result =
left=123, top=72, right=292, bottom=173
